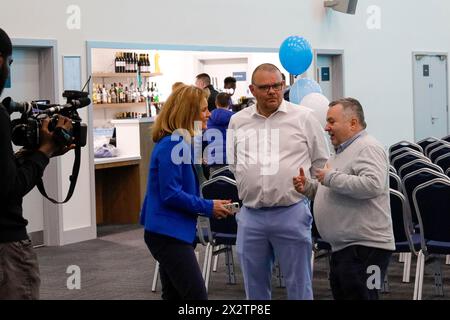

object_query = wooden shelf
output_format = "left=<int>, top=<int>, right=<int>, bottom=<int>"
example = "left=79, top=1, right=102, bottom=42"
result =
left=93, top=102, right=146, bottom=108
left=93, top=72, right=163, bottom=78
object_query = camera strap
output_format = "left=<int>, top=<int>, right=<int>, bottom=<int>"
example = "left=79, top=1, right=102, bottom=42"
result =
left=36, top=145, right=81, bottom=204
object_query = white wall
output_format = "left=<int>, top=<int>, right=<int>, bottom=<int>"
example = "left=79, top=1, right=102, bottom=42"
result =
left=1, top=0, right=450, bottom=244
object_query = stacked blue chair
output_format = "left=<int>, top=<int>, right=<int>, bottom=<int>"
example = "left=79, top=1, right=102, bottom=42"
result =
left=417, top=137, right=440, bottom=153
left=201, top=176, right=240, bottom=290
left=398, top=159, right=443, bottom=180
left=402, top=168, right=449, bottom=230
left=435, top=154, right=450, bottom=175
left=442, top=135, right=450, bottom=143
left=412, top=178, right=450, bottom=300
left=392, top=151, right=428, bottom=172
left=429, top=145, right=450, bottom=163
left=389, top=189, right=422, bottom=284
left=389, top=141, right=423, bottom=155
left=424, top=140, right=448, bottom=158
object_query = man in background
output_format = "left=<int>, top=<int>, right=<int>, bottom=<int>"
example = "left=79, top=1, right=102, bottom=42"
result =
left=195, top=73, right=218, bottom=112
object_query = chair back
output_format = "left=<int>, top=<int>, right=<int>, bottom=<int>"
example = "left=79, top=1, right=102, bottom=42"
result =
left=389, top=141, right=423, bottom=155
left=398, top=159, right=443, bottom=179
left=389, top=172, right=402, bottom=192
left=201, top=176, right=239, bottom=235
left=429, top=145, right=450, bottom=163
left=402, top=168, right=449, bottom=225
left=417, top=137, right=439, bottom=152
left=210, top=166, right=235, bottom=180
left=412, top=178, right=450, bottom=243
left=424, top=140, right=446, bottom=157
left=390, top=147, right=422, bottom=162
left=442, top=135, right=450, bottom=143
left=392, top=151, right=428, bottom=171
left=436, top=154, right=450, bottom=173
left=390, top=189, right=418, bottom=254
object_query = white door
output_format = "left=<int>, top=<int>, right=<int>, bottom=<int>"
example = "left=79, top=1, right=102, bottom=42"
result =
left=413, top=54, right=449, bottom=141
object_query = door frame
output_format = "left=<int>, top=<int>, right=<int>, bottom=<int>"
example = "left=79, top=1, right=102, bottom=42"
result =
left=314, top=49, right=345, bottom=100
left=412, top=51, right=449, bottom=141
left=11, top=38, right=61, bottom=246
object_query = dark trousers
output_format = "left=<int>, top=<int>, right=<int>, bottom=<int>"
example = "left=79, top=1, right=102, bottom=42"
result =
left=0, top=239, right=40, bottom=300
left=329, top=245, right=392, bottom=300
left=144, top=231, right=207, bottom=300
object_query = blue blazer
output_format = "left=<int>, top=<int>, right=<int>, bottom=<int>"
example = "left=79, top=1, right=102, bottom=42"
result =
left=140, top=134, right=213, bottom=244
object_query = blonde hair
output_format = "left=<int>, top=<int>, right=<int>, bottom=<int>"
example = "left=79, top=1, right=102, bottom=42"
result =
left=171, top=81, right=185, bottom=92
left=152, top=85, right=208, bottom=142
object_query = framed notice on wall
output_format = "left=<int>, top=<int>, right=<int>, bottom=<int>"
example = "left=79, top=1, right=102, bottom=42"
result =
left=63, top=56, right=81, bottom=90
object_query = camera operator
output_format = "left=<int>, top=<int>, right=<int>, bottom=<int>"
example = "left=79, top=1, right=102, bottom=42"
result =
left=0, top=28, right=74, bottom=299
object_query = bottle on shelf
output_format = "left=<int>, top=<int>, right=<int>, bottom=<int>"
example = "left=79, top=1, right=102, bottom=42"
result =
left=154, top=52, right=160, bottom=73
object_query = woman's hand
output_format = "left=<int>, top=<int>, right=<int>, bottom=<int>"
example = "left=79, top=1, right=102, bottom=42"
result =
left=212, top=199, right=232, bottom=219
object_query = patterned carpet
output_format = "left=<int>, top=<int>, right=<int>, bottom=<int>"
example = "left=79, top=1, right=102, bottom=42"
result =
left=36, top=225, right=450, bottom=300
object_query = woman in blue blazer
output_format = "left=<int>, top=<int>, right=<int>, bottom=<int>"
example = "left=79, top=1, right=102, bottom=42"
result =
left=141, top=85, right=231, bottom=300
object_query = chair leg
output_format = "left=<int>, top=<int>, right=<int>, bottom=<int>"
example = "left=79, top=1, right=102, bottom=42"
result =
left=311, top=250, right=315, bottom=275
left=204, top=245, right=213, bottom=292
left=213, top=245, right=220, bottom=272
left=446, top=255, right=450, bottom=265
left=433, top=257, right=444, bottom=297
left=202, top=243, right=211, bottom=280
left=225, top=245, right=236, bottom=284
left=275, top=260, right=286, bottom=288
left=402, top=252, right=412, bottom=283
left=399, top=252, right=405, bottom=263
left=152, top=261, right=159, bottom=292
left=381, top=273, right=390, bottom=293
left=413, top=250, right=425, bottom=300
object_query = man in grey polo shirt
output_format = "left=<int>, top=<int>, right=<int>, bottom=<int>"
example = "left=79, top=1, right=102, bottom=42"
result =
left=294, top=97, right=395, bottom=300
left=227, top=63, right=329, bottom=300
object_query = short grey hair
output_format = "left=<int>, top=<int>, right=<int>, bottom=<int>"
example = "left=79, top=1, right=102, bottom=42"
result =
left=329, top=97, right=367, bottom=129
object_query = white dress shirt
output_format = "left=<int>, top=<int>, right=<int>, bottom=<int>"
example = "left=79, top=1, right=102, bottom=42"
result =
left=227, top=100, right=329, bottom=209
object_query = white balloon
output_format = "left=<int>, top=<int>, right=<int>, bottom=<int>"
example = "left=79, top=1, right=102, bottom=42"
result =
left=300, top=92, right=329, bottom=128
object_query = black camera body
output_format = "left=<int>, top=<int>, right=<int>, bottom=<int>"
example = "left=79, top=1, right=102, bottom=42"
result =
left=4, top=90, right=89, bottom=150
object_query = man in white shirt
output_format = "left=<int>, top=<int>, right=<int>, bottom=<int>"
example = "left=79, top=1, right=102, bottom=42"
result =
left=227, top=63, right=329, bottom=299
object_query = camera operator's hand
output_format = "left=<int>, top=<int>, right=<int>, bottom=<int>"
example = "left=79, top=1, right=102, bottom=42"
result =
left=38, top=116, right=75, bottom=158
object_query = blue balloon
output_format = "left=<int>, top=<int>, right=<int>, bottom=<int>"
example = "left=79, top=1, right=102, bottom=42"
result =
left=279, top=36, right=313, bottom=76
left=289, top=78, right=322, bottom=104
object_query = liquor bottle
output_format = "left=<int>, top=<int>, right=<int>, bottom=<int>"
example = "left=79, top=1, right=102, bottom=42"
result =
left=125, top=53, right=129, bottom=73
left=118, top=52, right=124, bottom=73
left=118, top=83, right=124, bottom=103
left=101, top=85, right=108, bottom=104
left=114, top=53, right=119, bottom=73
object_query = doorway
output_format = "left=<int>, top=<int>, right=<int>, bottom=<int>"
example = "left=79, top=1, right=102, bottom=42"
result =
left=413, top=53, right=449, bottom=141
left=314, top=50, right=345, bottom=101
left=4, top=40, right=59, bottom=246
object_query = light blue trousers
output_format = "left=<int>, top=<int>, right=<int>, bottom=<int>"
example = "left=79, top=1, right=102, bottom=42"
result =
left=236, top=201, right=313, bottom=300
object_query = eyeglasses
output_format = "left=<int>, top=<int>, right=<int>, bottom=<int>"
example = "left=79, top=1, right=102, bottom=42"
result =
left=252, top=82, right=283, bottom=93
